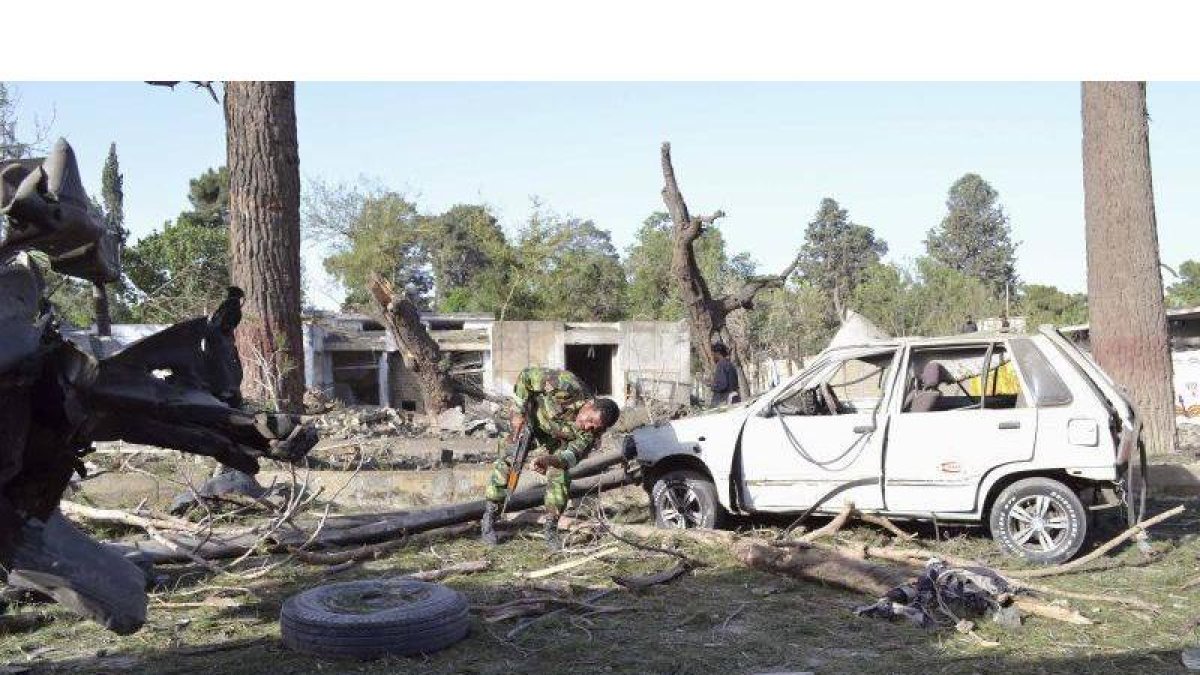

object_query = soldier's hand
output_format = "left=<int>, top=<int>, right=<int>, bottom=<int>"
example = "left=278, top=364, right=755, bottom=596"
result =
left=531, top=455, right=562, bottom=475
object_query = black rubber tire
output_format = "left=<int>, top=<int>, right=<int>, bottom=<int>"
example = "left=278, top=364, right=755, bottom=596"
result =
left=650, top=469, right=725, bottom=530
left=280, top=579, right=470, bottom=659
left=989, top=477, right=1088, bottom=565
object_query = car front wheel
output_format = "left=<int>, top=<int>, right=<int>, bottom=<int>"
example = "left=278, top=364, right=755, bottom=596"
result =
left=989, top=477, right=1088, bottom=565
left=650, top=469, right=723, bottom=529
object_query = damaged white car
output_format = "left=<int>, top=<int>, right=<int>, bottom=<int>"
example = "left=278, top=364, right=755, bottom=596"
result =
left=627, top=325, right=1146, bottom=564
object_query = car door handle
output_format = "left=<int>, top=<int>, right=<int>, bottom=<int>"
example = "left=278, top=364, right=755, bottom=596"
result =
left=853, top=424, right=876, bottom=433
left=998, top=421, right=1021, bottom=430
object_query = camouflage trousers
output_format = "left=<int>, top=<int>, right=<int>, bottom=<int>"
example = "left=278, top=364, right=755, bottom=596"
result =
left=484, top=441, right=571, bottom=515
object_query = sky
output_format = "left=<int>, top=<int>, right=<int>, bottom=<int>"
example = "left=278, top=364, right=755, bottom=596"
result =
left=8, top=81, right=1200, bottom=310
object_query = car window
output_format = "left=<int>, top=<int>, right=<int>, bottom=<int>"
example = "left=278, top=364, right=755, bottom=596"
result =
left=774, top=350, right=895, bottom=416
left=903, top=344, right=1027, bottom=413
left=1008, top=337, right=1073, bottom=407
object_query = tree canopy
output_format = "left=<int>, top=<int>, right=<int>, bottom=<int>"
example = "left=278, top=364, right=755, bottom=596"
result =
left=1167, top=260, right=1200, bottom=309
left=925, top=173, right=1019, bottom=295
left=798, top=197, right=888, bottom=320
left=122, top=167, right=231, bottom=322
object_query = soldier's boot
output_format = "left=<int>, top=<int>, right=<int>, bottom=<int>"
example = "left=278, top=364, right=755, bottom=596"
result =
left=543, top=515, right=563, bottom=553
left=480, top=502, right=499, bottom=546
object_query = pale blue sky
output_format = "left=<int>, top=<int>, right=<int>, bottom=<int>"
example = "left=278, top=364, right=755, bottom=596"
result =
left=9, top=82, right=1200, bottom=309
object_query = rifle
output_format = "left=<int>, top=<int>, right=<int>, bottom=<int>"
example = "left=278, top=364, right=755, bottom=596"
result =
left=499, top=399, right=536, bottom=517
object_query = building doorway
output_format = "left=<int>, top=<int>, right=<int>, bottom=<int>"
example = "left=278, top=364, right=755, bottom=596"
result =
left=565, top=344, right=616, bottom=395
left=331, top=351, right=381, bottom=405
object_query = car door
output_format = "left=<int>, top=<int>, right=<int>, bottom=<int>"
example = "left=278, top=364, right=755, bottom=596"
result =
left=739, top=348, right=897, bottom=512
left=884, top=341, right=1037, bottom=514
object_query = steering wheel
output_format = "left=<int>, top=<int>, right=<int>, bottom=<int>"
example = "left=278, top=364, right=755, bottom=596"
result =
left=819, top=383, right=842, bottom=415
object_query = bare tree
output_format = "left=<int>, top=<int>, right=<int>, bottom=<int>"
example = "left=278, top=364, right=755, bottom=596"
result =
left=224, top=82, right=305, bottom=412
left=659, top=142, right=799, bottom=397
left=1081, top=82, right=1176, bottom=454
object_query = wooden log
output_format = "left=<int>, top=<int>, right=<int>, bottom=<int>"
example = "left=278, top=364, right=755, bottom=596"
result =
left=129, top=464, right=634, bottom=563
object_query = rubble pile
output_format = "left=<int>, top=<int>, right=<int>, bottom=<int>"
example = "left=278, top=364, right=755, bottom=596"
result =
left=311, top=407, right=426, bottom=441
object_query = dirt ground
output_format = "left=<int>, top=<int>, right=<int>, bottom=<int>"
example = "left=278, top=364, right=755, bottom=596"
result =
left=4, top=455, right=1200, bottom=674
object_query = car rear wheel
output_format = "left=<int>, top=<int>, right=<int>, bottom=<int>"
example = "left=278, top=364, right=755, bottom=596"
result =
left=650, top=469, right=724, bottom=530
left=989, top=477, right=1087, bottom=565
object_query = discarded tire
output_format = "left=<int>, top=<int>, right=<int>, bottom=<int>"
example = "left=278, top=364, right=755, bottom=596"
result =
left=280, top=578, right=470, bottom=659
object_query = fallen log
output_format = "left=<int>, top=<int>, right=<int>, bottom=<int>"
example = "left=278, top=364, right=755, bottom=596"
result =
left=734, top=540, right=1093, bottom=625
left=128, top=464, right=635, bottom=564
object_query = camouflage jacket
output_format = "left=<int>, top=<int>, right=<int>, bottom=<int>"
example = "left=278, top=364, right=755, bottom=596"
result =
left=513, top=367, right=596, bottom=469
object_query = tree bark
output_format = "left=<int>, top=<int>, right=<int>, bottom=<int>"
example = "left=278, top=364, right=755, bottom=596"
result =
left=660, top=143, right=799, bottom=396
left=1081, top=82, right=1176, bottom=454
left=367, top=273, right=460, bottom=415
left=92, top=283, right=111, bottom=336
left=224, top=82, right=305, bottom=413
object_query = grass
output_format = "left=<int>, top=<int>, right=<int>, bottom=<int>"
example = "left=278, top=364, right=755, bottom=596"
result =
left=3, top=490, right=1199, bottom=674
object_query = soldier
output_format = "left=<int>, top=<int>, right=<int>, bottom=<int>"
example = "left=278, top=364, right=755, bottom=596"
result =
left=481, top=367, right=620, bottom=551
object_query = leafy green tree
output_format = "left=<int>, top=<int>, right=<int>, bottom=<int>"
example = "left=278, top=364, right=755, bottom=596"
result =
left=319, top=192, right=433, bottom=309
left=925, top=173, right=1018, bottom=294
left=427, top=204, right=512, bottom=313
left=852, top=258, right=1002, bottom=337
left=1167, top=260, right=1200, bottom=308
left=624, top=211, right=740, bottom=321
left=513, top=208, right=627, bottom=321
left=1018, top=284, right=1088, bottom=327
left=798, top=198, right=888, bottom=319
left=123, top=167, right=231, bottom=322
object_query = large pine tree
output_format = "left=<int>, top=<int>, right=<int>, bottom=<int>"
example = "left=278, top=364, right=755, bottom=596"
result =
left=925, top=173, right=1018, bottom=295
left=1081, top=81, right=1176, bottom=455
left=224, top=82, right=305, bottom=413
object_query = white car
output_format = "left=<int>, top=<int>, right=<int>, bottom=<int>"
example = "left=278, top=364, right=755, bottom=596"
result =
left=626, top=326, right=1145, bottom=564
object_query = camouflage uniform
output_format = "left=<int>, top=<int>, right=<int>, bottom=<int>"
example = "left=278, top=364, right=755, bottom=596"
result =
left=484, top=367, right=597, bottom=515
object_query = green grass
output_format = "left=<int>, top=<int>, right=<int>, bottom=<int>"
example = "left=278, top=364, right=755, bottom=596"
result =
left=3, top=492, right=1199, bottom=674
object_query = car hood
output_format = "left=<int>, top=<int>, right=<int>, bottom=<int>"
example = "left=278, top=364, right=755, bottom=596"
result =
left=631, top=406, right=751, bottom=464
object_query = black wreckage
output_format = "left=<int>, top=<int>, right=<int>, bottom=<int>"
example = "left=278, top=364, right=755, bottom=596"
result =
left=0, top=140, right=317, bottom=634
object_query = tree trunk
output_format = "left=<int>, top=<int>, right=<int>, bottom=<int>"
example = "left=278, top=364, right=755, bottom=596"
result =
left=660, top=143, right=799, bottom=396
left=92, top=283, right=111, bottom=336
left=367, top=274, right=460, bottom=415
left=1081, top=82, right=1176, bottom=454
left=224, top=82, right=305, bottom=413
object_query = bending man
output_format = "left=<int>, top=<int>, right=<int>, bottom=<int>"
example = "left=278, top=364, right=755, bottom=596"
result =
left=481, top=367, right=620, bottom=551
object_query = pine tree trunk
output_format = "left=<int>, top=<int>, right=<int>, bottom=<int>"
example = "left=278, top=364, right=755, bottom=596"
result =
left=223, top=81, right=305, bottom=413
left=92, top=283, right=111, bottom=336
left=1081, top=82, right=1176, bottom=454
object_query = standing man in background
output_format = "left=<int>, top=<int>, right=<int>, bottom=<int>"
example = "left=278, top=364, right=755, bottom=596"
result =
left=709, top=342, right=739, bottom=407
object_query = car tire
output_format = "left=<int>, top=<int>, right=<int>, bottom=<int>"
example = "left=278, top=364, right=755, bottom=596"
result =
left=280, top=578, right=470, bottom=659
left=650, top=469, right=725, bottom=530
left=989, top=477, right=1088, bottom=565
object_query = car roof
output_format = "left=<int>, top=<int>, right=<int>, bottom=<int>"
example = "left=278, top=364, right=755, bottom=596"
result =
left=824, top=331, right=1042, bottom=353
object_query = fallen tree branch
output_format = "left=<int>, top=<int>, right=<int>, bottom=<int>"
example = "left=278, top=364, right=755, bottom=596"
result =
left=1003, top=504, right=1184, bottom=579
left=520, top=546, right=620, bottom=580
left=128, top=462, right=635, bottom=564
left=407, top=559, right=491, bottom=582
left=795, top=502, right=854, bottom=543
left=59, top=500, right=198, bottom=534
left=613, top=562, right=690, bottom=590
